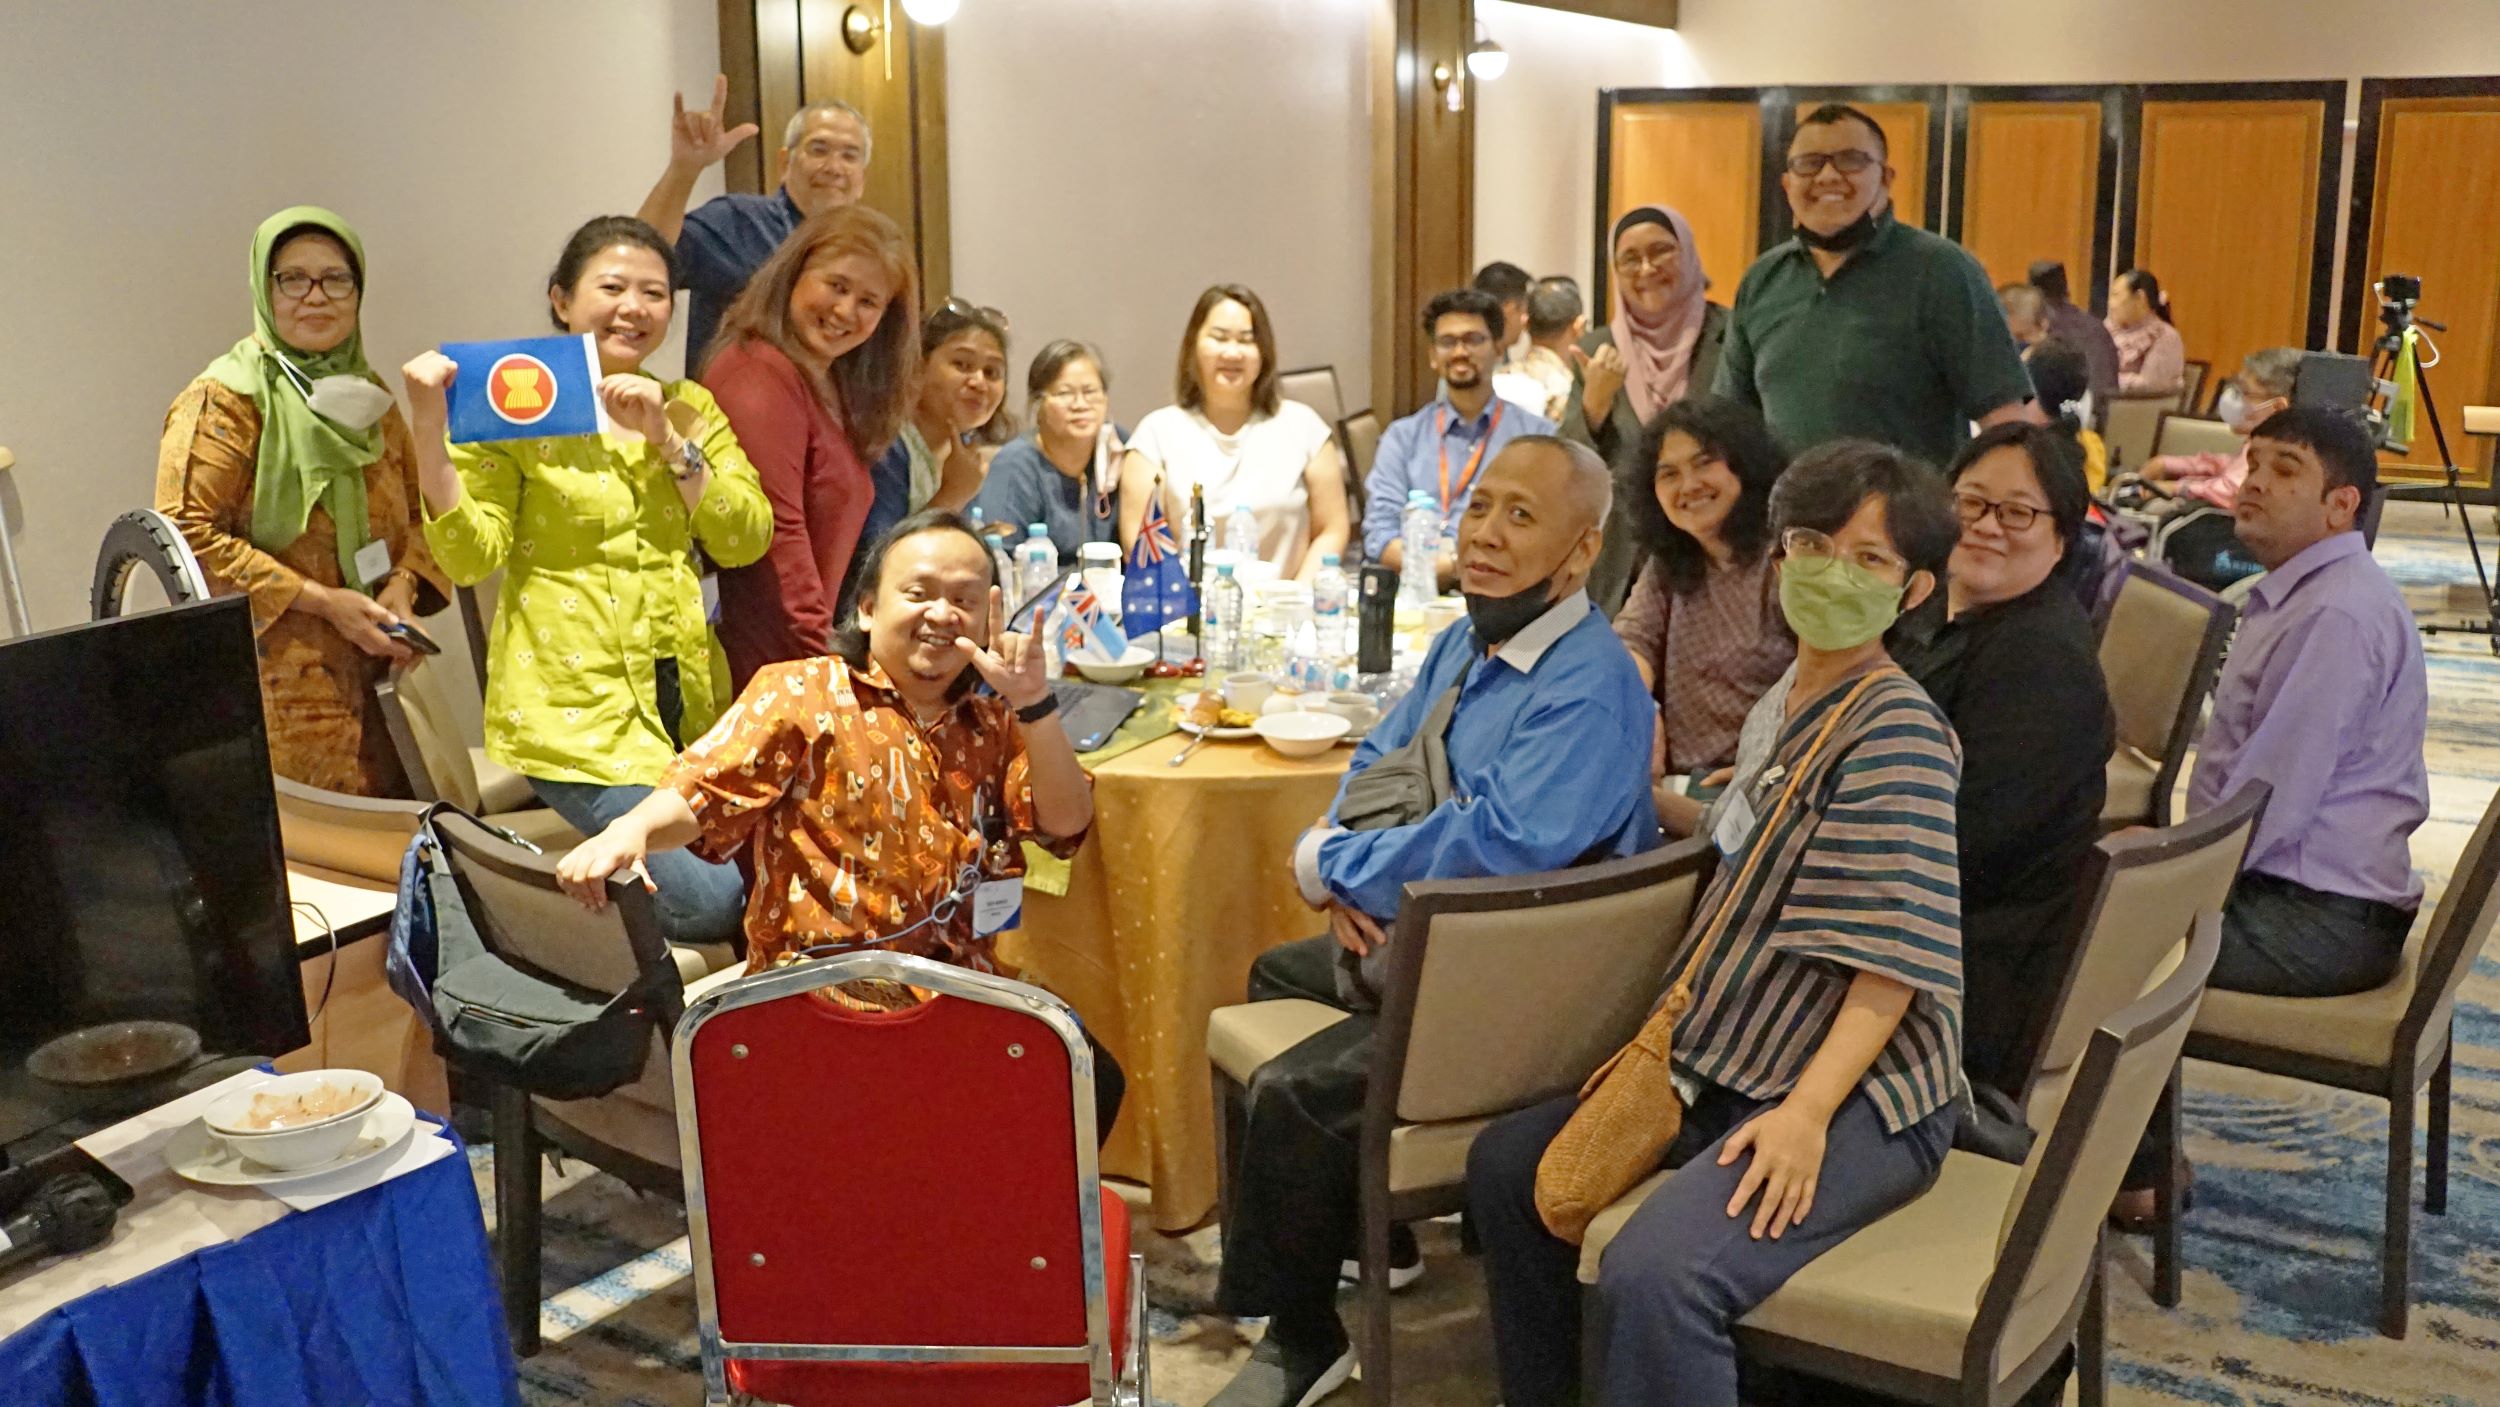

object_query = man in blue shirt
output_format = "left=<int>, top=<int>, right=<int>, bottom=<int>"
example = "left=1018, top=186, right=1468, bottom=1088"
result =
left=635, top=76, right=872, bottom=372
left=1365, top=288, right=1555, bottom=589
left=1208, top=437, right=1657, bottom=1407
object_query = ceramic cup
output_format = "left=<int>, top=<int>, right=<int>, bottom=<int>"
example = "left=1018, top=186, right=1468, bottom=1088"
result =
left=1320, top=690, right=1381, bottom=734
left=1222, top=671, right=1277, bottom=715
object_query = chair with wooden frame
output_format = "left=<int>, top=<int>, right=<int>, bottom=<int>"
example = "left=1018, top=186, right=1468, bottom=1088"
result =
left=2095, top=561, right=2235, bottom=829
left=373, top=653, right=581, bottom=849
left=1279, top=365, right=1345, bottom=428
left=1339, top=409, right=1383, bottom=565
left=2101, top=393, right=2180, bottom=476
left=272, top=775, right=427, bottom=883
left=2176, top=781, right=2500, bottom=1337
left=2178, top=359, right=2212, bottom=414
left=2150, top=409, right=2242, bottom=463
left=673, top=951, right=1147, bottom=1406
left=1206, top=840, right=1717, bottom=1404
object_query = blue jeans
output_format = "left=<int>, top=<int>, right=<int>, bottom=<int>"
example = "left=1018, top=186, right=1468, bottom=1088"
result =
left=527, top=778, right=747, bottom=947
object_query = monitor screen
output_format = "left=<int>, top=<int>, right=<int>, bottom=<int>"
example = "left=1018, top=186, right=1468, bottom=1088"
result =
left=0, top=597, right=307, bottom=1150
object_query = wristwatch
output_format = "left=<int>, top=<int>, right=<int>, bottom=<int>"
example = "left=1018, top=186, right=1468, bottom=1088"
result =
left=1015, top=693, right=1061, bottom=724
left=672, top=436, right=709, bottom=483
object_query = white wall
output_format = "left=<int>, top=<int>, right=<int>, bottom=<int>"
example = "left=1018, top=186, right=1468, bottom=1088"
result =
left=0, top=0, right=722, bottom=643
left=1475, top=0, right=2500, bottom=299
left=945, top=0, right=1375, bottom=432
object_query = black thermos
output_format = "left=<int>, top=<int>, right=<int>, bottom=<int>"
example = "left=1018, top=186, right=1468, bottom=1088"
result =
left=1357, top=565, right=1397, bottom=674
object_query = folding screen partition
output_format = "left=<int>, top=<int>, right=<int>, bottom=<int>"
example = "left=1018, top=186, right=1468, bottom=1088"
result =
left=1771, top=86, right=1948, bottom=237
left=2115, top=82, right=2346, bottom=405
left=1596, top=88, right=1782, bottom=311
left=2344, top=77, right=2500, bottom=485
left=1947, top=86, right=2122, bottom=312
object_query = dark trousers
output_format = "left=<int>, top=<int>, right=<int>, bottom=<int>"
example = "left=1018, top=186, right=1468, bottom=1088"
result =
left=1214, top=935, right=1374, bottom=1346
left=1086, top=1031, right=1127, bottom=1150
left=1468, top=1087, right=1952, bottom=1407
left=2213, top=870, right=2413, bottom=997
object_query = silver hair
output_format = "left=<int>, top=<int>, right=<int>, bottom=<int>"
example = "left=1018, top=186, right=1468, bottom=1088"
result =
left=1503, top=433, right=1612, bottom=530
left=2242, top=346, right=2304, bottom=400
left=784, top=101, right=873, bottom=155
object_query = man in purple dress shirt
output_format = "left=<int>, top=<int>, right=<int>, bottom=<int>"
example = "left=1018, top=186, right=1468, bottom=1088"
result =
left=2186, top=406, right=2428, bottom=996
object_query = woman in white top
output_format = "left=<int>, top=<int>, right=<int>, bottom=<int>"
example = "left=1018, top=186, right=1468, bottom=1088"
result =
left=1118, top=283, right=1350, bottom=581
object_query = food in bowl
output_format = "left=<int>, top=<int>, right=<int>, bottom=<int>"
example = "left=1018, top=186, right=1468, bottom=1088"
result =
left=1072, top=645, right=1156, bottom=684
left=203, top=1070, right=387, bottom=1172
left=1253, top=711, right=1352, bottom=758
left=238, top=1084, right=370, bottom=1131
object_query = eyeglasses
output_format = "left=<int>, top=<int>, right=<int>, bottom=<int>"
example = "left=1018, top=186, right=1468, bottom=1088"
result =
left=1781, top=526, right=1906, bottom=578
left=1433, top=332, right=1492, bottom=352
left=1952, top=491, right=2045, bottom=533
left=1043, top=386, right=1108, bottom=406
left=272, top=271, right=357, bottom=301
left=1784, top=149, right=1880, bottom=178
left=939, top=296, right=1008, bottom=330
left=1614, top=245, right=1679, bottom=274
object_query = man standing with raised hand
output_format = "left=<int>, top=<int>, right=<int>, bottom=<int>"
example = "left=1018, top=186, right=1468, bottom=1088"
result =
left=636, top=76, right=874, bottom=371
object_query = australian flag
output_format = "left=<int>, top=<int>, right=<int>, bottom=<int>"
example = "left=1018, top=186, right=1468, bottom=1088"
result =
left=1121, top=496, right=1198, bottom=636
left=442, top=332, right=607, bottom=444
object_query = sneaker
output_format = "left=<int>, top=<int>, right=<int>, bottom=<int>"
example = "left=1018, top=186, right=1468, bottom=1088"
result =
left=1207, top=1333, right=1357, bottom=1407
left=1338, top=1223, right=1424, bottom=1291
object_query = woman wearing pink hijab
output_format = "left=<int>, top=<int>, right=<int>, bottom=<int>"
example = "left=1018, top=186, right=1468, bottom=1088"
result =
left=1561, top=204, right=1729, bottom=612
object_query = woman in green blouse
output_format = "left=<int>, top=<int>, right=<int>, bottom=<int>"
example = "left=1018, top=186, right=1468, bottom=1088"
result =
left=402, top=215, right=771, bottom=944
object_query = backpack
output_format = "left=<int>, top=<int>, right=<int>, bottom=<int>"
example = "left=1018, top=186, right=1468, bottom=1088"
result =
left=387, top=804, right=678, bottom=1101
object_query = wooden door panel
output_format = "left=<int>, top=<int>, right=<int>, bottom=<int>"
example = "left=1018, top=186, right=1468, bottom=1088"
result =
left=1960, top=101, right=2103, bottom=294
left=2363, top=97, right=2500, bottom=480
left=1607, top=101, right=1763, bottom=306
left=1792, top=99, right=1934, bottom=229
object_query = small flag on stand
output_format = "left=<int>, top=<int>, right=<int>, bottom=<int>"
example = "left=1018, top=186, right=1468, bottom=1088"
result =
left=442, top=333, right=607, bottom=444
left=1049, top=579, right=1129, bottom=664
left=1120, top=495, right=1198, bottom=639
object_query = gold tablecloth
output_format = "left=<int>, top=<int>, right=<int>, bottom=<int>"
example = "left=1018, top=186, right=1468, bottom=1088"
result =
left=1001, top=727, right=1350, bottom=1232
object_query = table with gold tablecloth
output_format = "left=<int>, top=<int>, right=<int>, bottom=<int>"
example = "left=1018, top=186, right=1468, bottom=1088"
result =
left=1001, top=726, right=1350, bottom=1232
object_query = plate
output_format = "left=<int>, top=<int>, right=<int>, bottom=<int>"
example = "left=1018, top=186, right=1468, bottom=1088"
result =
left=167, top=1091, right=417, bottom=1187
left=27, top=1020, right=202, bottom=1086
left=1174, top=694, right=1259, bottom=741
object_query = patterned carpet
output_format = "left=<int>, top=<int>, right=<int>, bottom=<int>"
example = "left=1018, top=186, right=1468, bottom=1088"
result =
left=481, top=502, right=2500, bottom=1406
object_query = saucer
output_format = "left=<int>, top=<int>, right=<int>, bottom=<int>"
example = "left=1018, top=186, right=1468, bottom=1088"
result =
left=166, top=1091, right=417, bottom=1187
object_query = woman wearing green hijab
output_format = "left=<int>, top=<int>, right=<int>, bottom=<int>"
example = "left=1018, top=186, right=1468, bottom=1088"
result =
left=156, top=206, right=449, bottom=796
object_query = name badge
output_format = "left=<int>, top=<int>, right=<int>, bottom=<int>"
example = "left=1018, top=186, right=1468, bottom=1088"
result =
left=1711, top=787, right=1760, bottom=859
left=353, top=539, right=393, bottom=591
left=974, top=877, right=1024, bottom=936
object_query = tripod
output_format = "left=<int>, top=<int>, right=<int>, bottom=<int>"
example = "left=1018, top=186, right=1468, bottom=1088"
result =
left=2373, top=318, right=2500, bottom=652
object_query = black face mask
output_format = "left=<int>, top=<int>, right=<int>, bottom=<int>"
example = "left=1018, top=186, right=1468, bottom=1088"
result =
left=1464, top=574, right=1560, bottom=646
left=1797, top=204, right=1885, bottom=253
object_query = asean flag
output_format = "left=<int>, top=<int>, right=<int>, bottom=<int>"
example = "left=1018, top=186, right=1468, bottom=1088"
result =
left=441, top=333, right=608, bottom=444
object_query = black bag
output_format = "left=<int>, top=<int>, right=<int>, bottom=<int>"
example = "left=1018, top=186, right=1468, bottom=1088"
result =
left=1328, top=680, right=1464, bottom=1010
left=394, top=804, right=677, bottom=1101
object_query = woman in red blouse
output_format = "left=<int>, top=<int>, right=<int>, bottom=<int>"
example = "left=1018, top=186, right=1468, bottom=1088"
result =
left=704, top=204, right=920, bottom=689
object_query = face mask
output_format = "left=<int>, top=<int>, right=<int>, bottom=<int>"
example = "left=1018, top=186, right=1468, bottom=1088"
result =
left=275, top=351, right=394, bottom=432
left=1465, top=574, right=1560, bottom=646
left=1796, top=205, right=1882, bottom=253
left=1779, top=554, right=1907, bottom=651
left=2216, top=385, right=2276, bottom=435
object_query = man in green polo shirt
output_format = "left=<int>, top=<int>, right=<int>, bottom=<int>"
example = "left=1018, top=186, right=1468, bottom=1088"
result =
left=1714, top=103, right=2037, bottom=466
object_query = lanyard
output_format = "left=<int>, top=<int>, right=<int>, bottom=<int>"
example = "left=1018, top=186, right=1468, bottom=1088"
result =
left=1437, top=400, right=1505, bottom=515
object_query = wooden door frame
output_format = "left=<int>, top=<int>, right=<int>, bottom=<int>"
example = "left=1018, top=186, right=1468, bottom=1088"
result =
left=2339, top=75, right=2500, bottom=357
left=2116, top=80, right=2346, bottom=351
left=1593, top=86, right=1784, bottom=311
left=1372, top=0, right=1478, bottom=420
left=1945, top=84, right=2124, bottom=315
left=1766, top=84, right=1949, bottom=242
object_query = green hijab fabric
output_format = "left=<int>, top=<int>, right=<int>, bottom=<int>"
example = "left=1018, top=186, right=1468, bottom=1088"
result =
left=201, top=206, right=384, bottom=592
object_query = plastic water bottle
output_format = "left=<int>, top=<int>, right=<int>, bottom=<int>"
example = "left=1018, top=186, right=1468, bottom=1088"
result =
left=970, top=507, right=1016, bottom=597
left=1310, top=552, right=1349, bottom=658
left=1018, top=525, right=1059, bottom=610
left=1225, top=503, right=1261, bottom=561
left=1399, top=491, right=1442, bottom=606
left=1204, top=563, right=1246, bottom=670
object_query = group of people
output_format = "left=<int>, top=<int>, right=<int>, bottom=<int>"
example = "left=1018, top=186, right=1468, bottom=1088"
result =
left=150, top=86, right=2430, bottom=1407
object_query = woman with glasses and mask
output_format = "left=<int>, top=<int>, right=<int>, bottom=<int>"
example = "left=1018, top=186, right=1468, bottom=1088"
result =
left=157, top=206, right=451, bottom=797
left=1564, top=205, right=1728, bottom=612
left=402, top=214, right=771, bottom=947
left=969, top=340, right=1126, bottom=567
left=703, top=205, right=919, bottom=688
left=1469, top=440, right=1966, bottom=1407
left=1119, top=283, right=1350, bottom=582
left=1611, top=396, right=1794, bottom=837
left=1889, top=423, right=2113, bottom=1097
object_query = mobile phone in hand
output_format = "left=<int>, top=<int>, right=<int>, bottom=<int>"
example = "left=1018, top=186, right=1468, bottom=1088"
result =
left=382, top=621, right=443, bottom=655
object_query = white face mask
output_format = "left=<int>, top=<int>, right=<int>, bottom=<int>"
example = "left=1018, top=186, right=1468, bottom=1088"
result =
left=274, top=351, right=395, bottom=432
left=2216, top=384, right=2274, bottom=435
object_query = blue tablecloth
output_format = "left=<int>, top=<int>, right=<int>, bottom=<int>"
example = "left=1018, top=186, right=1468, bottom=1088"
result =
left=0, top=1120, right=519, bottom=1407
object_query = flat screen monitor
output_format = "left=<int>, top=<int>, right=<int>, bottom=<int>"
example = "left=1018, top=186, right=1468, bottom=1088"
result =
left=0, top=596, right=307, bottom=1154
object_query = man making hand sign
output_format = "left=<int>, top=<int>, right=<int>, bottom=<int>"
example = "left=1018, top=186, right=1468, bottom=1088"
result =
left=555, top=509, right=1116, bottom=1124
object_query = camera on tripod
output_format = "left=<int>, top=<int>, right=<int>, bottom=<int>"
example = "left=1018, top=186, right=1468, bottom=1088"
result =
left=2377, top=272, right=2426, bottom=345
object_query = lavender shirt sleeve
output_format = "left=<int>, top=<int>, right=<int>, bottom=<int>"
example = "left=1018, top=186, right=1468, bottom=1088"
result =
left=2189, top=605, right=2374, bottom=876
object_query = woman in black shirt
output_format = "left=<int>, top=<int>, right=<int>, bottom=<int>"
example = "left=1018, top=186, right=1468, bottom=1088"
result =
left=1890, top=422, right=2114, bottom=1095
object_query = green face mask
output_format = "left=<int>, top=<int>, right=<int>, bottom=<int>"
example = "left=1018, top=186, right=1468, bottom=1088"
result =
left=1778, top=553, right=1907, bottom=650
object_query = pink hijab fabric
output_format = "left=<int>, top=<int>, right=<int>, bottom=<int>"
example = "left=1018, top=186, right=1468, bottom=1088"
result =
left=1610, top=205, right=1710, bottom=424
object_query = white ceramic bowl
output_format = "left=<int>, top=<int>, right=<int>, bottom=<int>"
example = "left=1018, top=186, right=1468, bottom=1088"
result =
left=204, top=1070, right=385, bottom=1170
left=1072, top=645, right=1156, bottom=683
left=1253, top=710, right=1351, bottom=758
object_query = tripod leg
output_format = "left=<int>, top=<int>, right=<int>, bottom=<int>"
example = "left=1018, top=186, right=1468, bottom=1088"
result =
left=2406, top=355, right=2500, bottom=638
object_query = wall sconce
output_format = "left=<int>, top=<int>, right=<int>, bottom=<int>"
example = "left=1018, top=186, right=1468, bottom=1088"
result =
left=1428, top=22, right=1506, bottom=114
left=841, top=0, right=959, bottom=79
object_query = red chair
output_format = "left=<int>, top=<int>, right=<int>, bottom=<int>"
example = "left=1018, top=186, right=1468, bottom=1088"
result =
left=672, top=951, right=1147, bottom=1407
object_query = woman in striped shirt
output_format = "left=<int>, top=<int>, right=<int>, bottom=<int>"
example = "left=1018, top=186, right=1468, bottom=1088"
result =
left=1468, top=441, right=1966, bottom=1407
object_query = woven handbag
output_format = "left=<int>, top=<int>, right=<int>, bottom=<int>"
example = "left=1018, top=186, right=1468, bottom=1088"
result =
left=1532, top=671, right=1888, bottom=1242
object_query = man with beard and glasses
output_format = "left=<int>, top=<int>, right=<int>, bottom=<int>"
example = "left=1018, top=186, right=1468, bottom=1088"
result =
left=1205, top=436, right=1659, bottom=1407
left=1715, top=103, right=2036, bottom=466
left=1365, top=288, right=1556, bottom=589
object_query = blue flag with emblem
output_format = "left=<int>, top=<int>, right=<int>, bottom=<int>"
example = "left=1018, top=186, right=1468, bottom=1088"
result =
left=1121, top=494, right=1198, bottom=637
left=442, top=333, right=608, bottom=445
